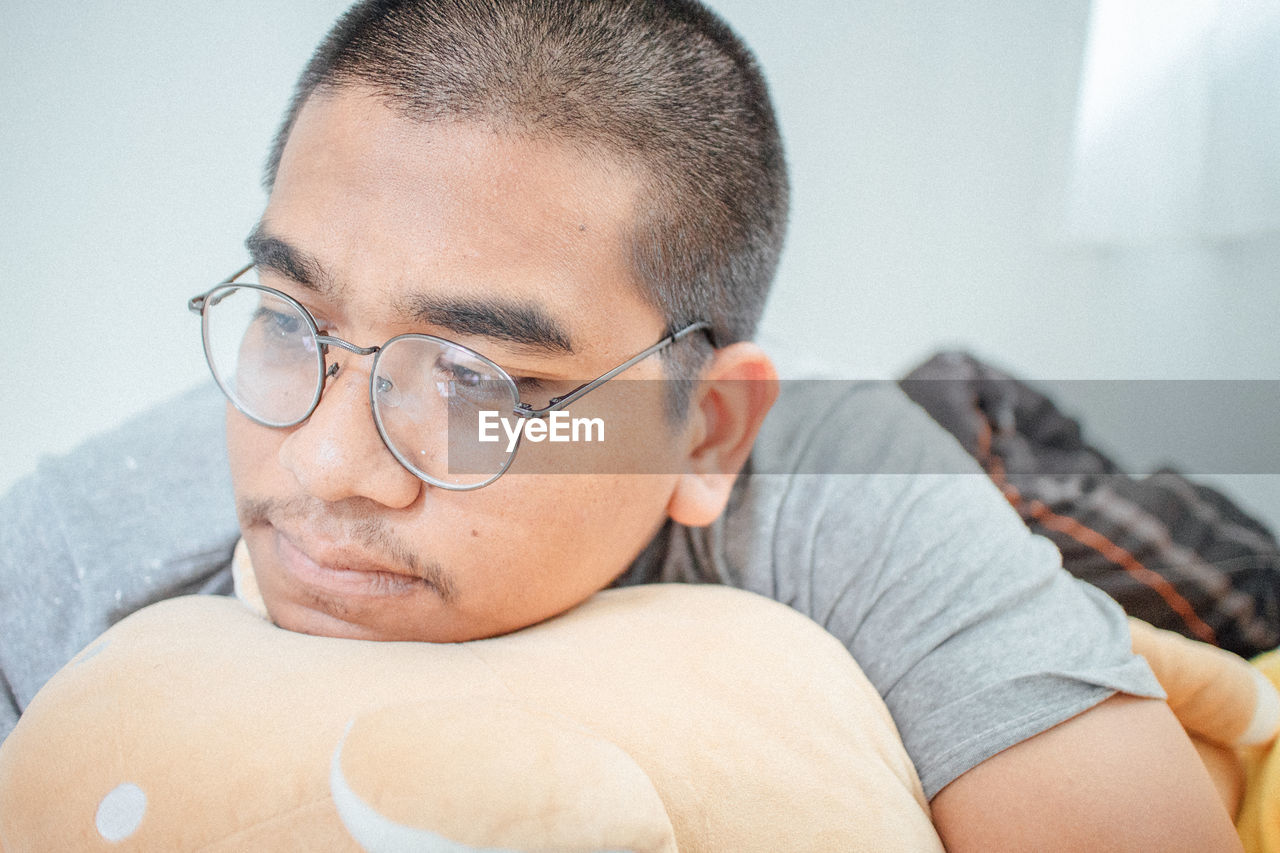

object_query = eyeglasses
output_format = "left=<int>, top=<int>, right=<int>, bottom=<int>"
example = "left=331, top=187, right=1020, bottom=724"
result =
left=188, top=265, right=711, bottom=490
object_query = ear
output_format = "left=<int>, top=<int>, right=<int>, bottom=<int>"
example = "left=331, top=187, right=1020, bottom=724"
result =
left=667, top=342, right=779, bottom=527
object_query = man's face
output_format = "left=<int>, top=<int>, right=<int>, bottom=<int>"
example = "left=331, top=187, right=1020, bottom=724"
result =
left=227, top=88, right=690, bottom=642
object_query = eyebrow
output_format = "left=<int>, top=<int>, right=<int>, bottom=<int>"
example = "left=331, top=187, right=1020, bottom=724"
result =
left=397, top=294, right=576, bottom=356
left=244, top=225, right=575, bottom=356
left=245, top=224, right=336, bottom=295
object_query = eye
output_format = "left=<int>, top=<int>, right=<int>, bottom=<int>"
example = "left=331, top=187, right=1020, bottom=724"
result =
left=511, top=376, right=545, bottom=395
left=444, top=362, right=485, bottom=388
left=431, top=356, right=496, bottom=406
left=253, top=306, right=304, bottom=337
left=247, top=304, right=318, bottom=358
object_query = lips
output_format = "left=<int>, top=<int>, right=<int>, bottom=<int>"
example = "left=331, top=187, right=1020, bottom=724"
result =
left=271, top=526, right=427, bottom=598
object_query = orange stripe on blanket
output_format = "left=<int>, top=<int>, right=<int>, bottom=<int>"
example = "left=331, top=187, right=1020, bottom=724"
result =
left=972, top=408, right=1218, bottom=646
left=1024, top=499, right=1217, bottom=645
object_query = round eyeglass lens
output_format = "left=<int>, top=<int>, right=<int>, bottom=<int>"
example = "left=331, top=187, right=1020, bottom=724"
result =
left=202, top=285, right=323, bottom=427
left=373, top=336, right=521, bottom=488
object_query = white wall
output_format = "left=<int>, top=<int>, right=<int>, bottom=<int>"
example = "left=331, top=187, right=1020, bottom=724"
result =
left=724, top=0, right=1280, bottom=524
left=1, top=0, right=350, bottom=490
left=3, top=1, right=1278, bottom=526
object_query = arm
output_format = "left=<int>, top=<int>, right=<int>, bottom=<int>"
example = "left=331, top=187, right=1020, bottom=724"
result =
left=0, top=383, right=240, bottom=741
left=930, top=694, right=1242, bottom=852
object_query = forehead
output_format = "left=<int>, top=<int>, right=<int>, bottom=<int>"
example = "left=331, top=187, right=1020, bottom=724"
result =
left=263, top=88, right=658, bottom=348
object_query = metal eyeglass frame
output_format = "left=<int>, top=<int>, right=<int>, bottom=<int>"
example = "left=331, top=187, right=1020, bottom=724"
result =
left=188, top=264, right=713, bottom=490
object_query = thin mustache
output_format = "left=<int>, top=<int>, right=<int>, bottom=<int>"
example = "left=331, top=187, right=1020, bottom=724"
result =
left=238, top=496, right=458, bottom=603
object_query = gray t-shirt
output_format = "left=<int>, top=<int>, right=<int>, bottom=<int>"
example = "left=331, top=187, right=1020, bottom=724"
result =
left=0, top=379, right=1163, bottom=799
left=621, top=380, right=1164, bottom=797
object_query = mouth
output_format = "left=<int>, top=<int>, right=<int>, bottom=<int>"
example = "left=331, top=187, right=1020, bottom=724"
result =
left=270, top=526, right=432, bottom=599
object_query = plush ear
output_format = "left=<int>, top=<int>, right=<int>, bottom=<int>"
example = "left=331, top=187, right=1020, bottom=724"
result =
left=1232, top=649, right=1280, bottom=853
left=667, top=342, right=778, bottom=527
left=0, top=586, right=941, bottom=852
left=1129, top=618, right=1280, bottom=821
left=1130, top=618, right=1280, bottom=749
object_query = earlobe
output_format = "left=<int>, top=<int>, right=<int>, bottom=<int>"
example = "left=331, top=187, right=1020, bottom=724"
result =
left=667, top=343, right=779, bottom=528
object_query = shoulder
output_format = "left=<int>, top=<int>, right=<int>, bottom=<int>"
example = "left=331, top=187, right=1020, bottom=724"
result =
left=3, top=381, right=238, bottom=567
left=714, top=376, right=1165, bottom=798
left=1, top=382, right=239, bottom=732
left=749, top=378, right=983, bottom=478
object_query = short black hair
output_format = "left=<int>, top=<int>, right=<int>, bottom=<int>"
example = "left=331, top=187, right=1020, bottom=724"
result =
left=267, top=0, right=788, bottom=365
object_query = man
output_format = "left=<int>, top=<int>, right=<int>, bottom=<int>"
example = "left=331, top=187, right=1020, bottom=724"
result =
left=0, top=1, right=1242, bottom=849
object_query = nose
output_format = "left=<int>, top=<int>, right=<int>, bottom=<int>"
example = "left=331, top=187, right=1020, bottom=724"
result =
left=277, top=355, right=423, bottom=508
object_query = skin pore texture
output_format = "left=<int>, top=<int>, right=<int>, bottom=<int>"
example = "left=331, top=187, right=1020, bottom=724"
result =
left=227, top=87, right=777, bottom=643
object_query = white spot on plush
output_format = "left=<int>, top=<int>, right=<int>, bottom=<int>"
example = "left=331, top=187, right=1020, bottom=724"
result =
left=95, top=783, right=146, bottom=841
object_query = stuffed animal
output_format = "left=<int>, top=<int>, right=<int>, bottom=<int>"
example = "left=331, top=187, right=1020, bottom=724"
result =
left=1129, top=618, right=1280, bottom=851
left=3, top=578, right=1277, bottom=852
left=0, top=584, right=943, bottom=851
left=1235, top=648, right=1280, bottom=853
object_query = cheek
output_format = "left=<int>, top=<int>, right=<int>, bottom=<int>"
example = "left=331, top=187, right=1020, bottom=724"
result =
left=224, top=405, right=285, bottom=490
left=470, top=399, right=684, bottom=607
left=475, top=474, right=675, bottom=595
left=504, top=386, right=685, bottom=479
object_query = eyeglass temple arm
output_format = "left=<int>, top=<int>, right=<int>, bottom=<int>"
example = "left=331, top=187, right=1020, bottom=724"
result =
left=516, top=320, right=713, bottom=419
left=187, top=263, right=258, bottom=314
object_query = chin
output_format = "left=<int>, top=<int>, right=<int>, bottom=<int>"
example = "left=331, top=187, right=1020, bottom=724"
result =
left=263, top=599, right=388, bottom=641
left=262, top=594, right=500, bottom=644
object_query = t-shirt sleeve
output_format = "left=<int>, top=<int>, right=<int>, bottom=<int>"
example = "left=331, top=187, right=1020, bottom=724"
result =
left=0, top=382, right=240, bottom=743
left=735, top=381, right=1165, bottom=800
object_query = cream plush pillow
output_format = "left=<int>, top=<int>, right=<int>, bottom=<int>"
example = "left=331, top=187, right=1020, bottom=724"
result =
left=0, top=584, right=940, bottom=851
